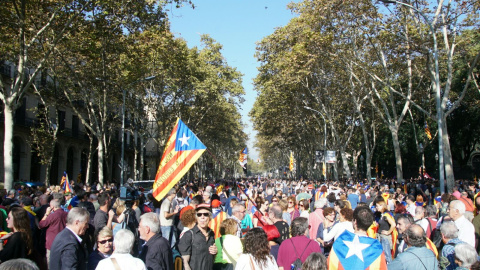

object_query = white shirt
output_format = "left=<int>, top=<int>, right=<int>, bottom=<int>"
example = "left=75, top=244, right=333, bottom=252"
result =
left=234, top=254, right=278, bottom=270
left=416, top=218, right=429, bottom=233
left=454, top=215, right=475, bottom=247
left=407, top=204, right=416, bottom=216
left=96, top=253, right=146, bottom=270
left=323, top=221, right=354, bottom=242
left=160, top=198, right=173, bottom=226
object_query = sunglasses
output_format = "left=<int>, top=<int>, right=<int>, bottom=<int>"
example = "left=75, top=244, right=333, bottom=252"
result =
left=288, top=201, right=294, bottom=204
left=196, top=212, right=211, bottom=217
left=98, top=238, right=113, bottom=244
left=299, top=204, right=304, bottom=206
left=272, top=200, right=278, bottom=202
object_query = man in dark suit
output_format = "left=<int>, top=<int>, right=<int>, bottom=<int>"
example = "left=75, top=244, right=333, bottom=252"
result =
left=49, top=207, right=90, bottom=270
left=138, top=212, right=174, bottom=270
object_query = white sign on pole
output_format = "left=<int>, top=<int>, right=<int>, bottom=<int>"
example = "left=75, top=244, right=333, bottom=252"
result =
left=326, top=151, right=336, bottom=163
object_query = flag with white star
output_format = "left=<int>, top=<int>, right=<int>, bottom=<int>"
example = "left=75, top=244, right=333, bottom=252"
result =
left=328, top=230, right=387, bottom=270
left=153, top=118, right=206, bottom=201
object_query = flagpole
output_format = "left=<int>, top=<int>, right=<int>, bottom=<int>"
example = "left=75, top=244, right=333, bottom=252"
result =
left=237, top=184, right=264, bottom=216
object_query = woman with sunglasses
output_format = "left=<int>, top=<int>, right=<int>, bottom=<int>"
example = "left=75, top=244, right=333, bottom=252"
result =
left=286, top=196, right=300, bottom=222
left=178, top=203, right=217, bottom=270
left=298, top=199, right=310, bottom=218
left=253, top=197, right=272, bottom=228
left=315, top=207, right=337, bottom=256
left=0, top=207, right=33, bottom=263
left=88, top=226, right=113, bottom=270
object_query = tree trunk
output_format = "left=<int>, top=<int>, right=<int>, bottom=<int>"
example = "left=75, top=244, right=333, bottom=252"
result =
left=45, top=156, right=52, bottom=187
left=340, top=150, right=351, bottom=179
left=139, top=135, right=144, bottom=181
left=391, top=130, right=404, bottom=183
left=3, top=105, right=14, bottom=190
left=366, top=152, right=373, bottom=185
left=97, top=140, right=104, bottom=185
left=442, top=117, right=455, bottom=192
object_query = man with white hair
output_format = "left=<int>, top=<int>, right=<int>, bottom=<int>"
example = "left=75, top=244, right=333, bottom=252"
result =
left=49, top=207, right=90, bottom=270
left=440, top=221, right=465, bottom=270
left=39, top=198, right=68, bottom=264
left=308, top=198, right=326, bottom=240
left=448, top=200, right=475, bottom=247
left=96, top=229, right=146, bottom=270
left=138, top=213, right=174, bottom=270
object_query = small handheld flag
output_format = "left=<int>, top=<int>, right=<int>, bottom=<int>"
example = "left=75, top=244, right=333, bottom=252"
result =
left=61, top=171, right=72, bottom=193
left=152, top=119, right=206, bottom=201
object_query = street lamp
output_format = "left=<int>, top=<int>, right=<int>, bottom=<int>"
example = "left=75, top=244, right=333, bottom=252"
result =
left=304, top=106, right=327, bottom=181
left=378, top=0, right=444, bottom=194
left=120, top=75, right=156, bottom=186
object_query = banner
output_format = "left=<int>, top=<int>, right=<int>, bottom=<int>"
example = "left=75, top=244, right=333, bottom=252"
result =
left=289, top=151, right=295, bottom=172
left=326, top=151, right=337, bottom=163
left=152, top=119, right=206, bottom=201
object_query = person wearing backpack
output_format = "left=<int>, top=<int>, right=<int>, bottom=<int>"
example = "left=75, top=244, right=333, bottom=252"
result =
left=424, top=205, right=438, bottom=239
left=277, top=217, right=320, bottom=270
left=439, top=221, right=465, bottom=270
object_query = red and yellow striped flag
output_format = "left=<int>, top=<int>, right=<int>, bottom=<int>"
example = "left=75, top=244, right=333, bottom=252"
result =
left=152, top=119, right=206, bottom=201
left=425, top=122, right=432, bottom=140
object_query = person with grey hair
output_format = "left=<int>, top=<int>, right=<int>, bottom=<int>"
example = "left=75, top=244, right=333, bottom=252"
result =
left=448, top=200, right=475, bottom=247
left=414, top=206, right=428, bottom=232
left=424, top=205, right=438, bottom=239
left=89, top=194, right=99, bottom=211
left=440, top=221, right=465, bottom=270
left=308, top=198, right=326, bottom=241
left=49, top=207, right=90, bottom=270
left=269, top=204, right=289, bottom=244
left=0, top=258, right=39, bottom=270
left=39, top=198, right=68, bottom=264
left=388, top=224, right=439, bottom=270
left=96, top=229, right=146, bottom=270
left=277, top=217, right=321, bottom=270
left=454, top=243, right=478, bottom=269
left=138, top=213, right=173, bottom=270
left=229, top=203, right=246, bottom=238
left=160, top=188, right=179, bottom=248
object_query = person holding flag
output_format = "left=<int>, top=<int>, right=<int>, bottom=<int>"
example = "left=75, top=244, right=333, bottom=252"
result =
left=152, top=119, right=206, bottom=202
left=328, top=206, right=387, bottom=270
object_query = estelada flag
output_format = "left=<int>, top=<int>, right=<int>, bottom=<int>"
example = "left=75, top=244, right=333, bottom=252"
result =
left=152, top=119, right=206, bottom=201
left=328, top=230, right=387, bottom=270
left=238, top=147, right=247, bottom=169
left=61, top=171, right=72, bottom=193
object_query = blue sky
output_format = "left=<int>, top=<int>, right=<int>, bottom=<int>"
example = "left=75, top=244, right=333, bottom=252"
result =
left=168, top=0, right=298, bottom=161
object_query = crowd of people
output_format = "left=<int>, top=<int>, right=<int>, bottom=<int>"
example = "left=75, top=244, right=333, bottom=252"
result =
left=0, top=177, right=479, bottom=270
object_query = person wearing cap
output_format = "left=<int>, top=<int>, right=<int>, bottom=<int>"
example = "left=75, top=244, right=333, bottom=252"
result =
left=160, top=188, right=180, bottom=248
left=209, top=199, right=227, bottom=239
left=178, top=203, right=217, bottom=270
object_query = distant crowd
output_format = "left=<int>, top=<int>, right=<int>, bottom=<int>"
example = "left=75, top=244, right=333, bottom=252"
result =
left=0, top=177, right=479, bottom=270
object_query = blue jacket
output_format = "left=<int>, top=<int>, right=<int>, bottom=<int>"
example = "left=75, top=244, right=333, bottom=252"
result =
left=388, top=246, right=438, bottom=270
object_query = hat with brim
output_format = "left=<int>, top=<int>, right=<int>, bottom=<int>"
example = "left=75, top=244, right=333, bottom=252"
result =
left=195, top=203, right=212, bottom=212
left=64, top=192, right=72, bottom=196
